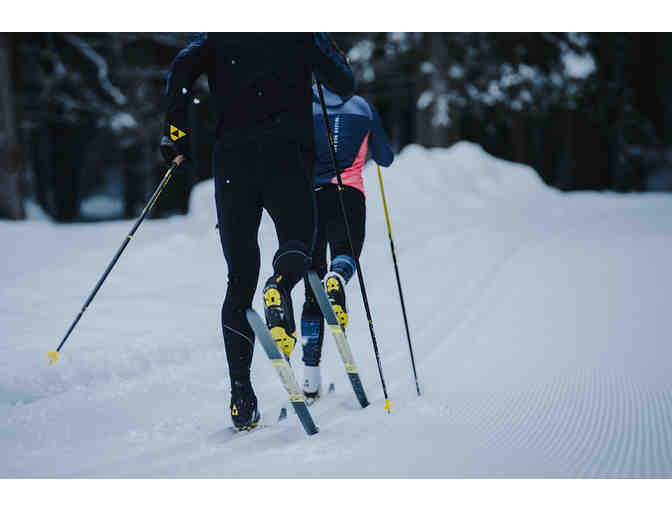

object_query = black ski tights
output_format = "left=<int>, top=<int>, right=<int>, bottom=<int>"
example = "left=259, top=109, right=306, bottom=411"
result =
left=213, top=136, right=315, bottom=383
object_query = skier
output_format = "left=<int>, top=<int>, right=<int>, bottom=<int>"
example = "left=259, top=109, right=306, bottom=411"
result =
left=301, top=83, right=394, bottom=400
left=160, top=34, right=354, bottom=431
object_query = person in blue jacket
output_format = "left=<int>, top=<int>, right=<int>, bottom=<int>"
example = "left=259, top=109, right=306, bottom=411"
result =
left=160, top=34, right=354, bottom=431
left=301, top=83, right=394, bottom=400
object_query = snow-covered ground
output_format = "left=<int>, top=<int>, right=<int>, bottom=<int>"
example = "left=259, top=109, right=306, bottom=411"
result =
left=2, top=142, right=672, bottom=478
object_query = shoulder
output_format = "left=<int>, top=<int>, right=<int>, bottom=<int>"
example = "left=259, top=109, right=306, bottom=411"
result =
left=188, top=32, right=209, bottom=48
left=175, top=33, right=209, bottom=57
left=346, top=95, right=373, bottom=118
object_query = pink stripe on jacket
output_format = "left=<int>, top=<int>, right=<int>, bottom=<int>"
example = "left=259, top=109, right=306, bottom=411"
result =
left=330, top=133, right=370, bottom=197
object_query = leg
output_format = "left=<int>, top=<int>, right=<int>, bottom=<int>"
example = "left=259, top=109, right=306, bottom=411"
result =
left=260, top=139, right=316, bottom=357
left=263, top=139, right=316, bottom=289
left=323, top=185, right=366, bottom=329
left=301, top=207, right=328, bottom=368
left=300, top=213, right=328, bottom=397
left=326, top=185, right=366, bottom=282
left=213, top=141, right=263, bottom=385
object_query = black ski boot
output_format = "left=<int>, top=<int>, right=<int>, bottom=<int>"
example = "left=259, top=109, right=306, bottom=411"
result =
left=263, top=274, right=297, bottom=358
left=230, top=379, right=260, bottom=431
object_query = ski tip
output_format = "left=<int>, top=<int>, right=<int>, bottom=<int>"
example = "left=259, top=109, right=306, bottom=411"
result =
left=278, top=407, right=288, bottom=422
left=47, top=351, right=59, bottom=364
left=384, top=399, right=394, bottom=413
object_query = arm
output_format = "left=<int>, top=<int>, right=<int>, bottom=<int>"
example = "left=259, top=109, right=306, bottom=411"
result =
left=368, top=102, right=394, bottom=167
left=161, top=33, right=211, bottom=160
left=312, top=33, right=355, bottom=98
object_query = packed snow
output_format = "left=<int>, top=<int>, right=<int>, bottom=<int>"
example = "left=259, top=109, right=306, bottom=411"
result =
left=2, top=142, right=672, bottom=477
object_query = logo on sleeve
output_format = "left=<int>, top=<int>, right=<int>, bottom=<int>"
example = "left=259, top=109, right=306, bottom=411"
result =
left=170, top=125, right=187, bottom=141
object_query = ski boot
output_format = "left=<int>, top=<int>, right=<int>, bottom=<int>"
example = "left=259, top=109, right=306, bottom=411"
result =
left=302, top=365, right=322, bottom=404
left=324, top=271, right=348, bottom=330
left=263, top=274, right=297, bottom=358
left=230, top=379, right=261, bottom=431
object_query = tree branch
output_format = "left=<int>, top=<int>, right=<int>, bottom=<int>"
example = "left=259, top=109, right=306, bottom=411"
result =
left=61, top=33, right=127, bottom=106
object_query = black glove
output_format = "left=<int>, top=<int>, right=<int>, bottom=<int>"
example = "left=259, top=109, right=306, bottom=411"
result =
left=160, top=135, right=179, bottom=164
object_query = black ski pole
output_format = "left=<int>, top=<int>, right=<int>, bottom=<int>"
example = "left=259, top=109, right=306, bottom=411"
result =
left=376, top=164, right=420, bottom=396
left=48, top=160, right=179, bottom=363
left=315, top=80, right=393, bottom=413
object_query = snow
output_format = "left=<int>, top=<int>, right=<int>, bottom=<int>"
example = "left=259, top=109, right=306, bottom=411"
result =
left=420, top=61, right=436, bottom=74
left=416, top=90, right=434, bottom=110
left=79, top=194, right=124, bottom=219
left=433, top=94, right=451, bottom=127
left=2, top=142, right=672, bottom=478
left=448, top=64, right=464, bottom=80
left=109, top=112, right=137, bottom=132
left=23, top=199, right=50, bottom=221
left=563, top=51, right=596, bottom=79
left=346, top=40, right=375, bottom=63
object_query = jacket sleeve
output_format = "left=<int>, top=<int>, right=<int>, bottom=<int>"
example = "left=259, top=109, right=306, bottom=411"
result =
left=311, top=33, right=355, bottom=98
left=368, top=102, right=394, bottom=167
left=162, top=33, right=211, bottom=156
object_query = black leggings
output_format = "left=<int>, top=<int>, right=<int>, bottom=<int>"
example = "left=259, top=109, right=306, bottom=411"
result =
left=214, top=136, right=315, bottom=382
left=309, top=184, right=365, bottom=280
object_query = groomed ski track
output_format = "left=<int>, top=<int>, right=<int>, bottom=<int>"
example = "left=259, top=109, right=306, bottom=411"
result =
left=2, top=142, right=672, bottom=477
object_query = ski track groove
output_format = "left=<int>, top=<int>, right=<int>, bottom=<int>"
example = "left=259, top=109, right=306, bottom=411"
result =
left=605, top=374, right=637, bottom=477
left=582, top=371, right=614, bottom=477
left=531, top=374, right=582, bottom=476
left=434, top=370, right=672, bottom=478
left=659, top=389, right=672, bottom=472
left=660, top=390, right=672, bottom=471
left=602, top=373, right=626, bottom=476
left=645, top=385, right=662, bottom=476
left=521, top=375, right=565, bottom=474
left=545, top=373, right=579, bottom=477
left=636, top=381, right=650, bottom=476
left=570, top=370, right=600, bottom=477
left=582, top=371, right=612, bottom=477
left=591, top=373, right=623, bottom=477
left=622, top=375, right=640, bottom=477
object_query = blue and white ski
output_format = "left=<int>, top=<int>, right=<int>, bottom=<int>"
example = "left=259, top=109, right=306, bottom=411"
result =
left=246, top=308, right=319, bottom=436
left=307, top=270, right=369, bottom=408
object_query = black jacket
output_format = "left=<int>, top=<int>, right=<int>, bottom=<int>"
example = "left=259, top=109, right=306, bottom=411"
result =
left=163, top=33, right=355, bottom=152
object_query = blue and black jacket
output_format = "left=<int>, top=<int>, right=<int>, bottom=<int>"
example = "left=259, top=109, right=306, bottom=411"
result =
left=313, top=84, right=394, bottom=194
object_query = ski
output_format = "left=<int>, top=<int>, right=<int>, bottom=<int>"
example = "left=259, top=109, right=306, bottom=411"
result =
left=307, top=270, right=369, bottom=408
left=278, top=382, right=335, bottom=422
left=246, top=308, right=319, bottom=436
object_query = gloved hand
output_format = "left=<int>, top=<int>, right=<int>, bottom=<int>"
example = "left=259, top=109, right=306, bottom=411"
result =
left=159, top=136, right=187, bottom=174
left=160, top=136, right=179, bottom=164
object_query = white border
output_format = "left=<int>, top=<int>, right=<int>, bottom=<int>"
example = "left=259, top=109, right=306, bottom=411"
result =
left=1, top=1, right=667, bottom=32
left=2, top=479, right=671, bottom=510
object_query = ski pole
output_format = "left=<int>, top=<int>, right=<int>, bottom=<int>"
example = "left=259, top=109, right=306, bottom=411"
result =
left=47, top=159, right=180, bottom=363
left=376, top=164, right=420, bottom=396
left=315, top=80, right=393, bottom=413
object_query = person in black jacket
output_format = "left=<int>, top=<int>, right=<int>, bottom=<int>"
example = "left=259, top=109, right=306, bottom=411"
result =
left=160, top=33, right=354, bottom=431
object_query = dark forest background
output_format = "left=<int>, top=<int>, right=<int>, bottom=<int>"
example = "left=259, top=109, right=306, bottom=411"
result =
left=1, top=32, right=671, bottom=222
